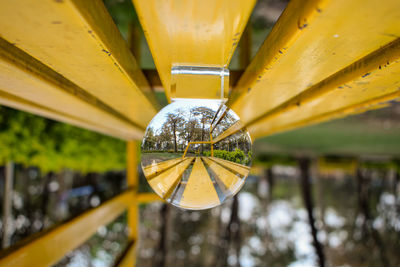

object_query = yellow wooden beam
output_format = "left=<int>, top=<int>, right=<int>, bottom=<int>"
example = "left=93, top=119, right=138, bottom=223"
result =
left=133, top=0, right=256, bottom=101
left=202, top=157, right=243, bottom=195
left=0, top=0, right=159, bottom=139
left=229, top=0, right=400, bottom=139
left=117, top=241, right=137, bottom=267
left=126, top=142, right=139, bottom=241
left=125, top=141, right=139, bottom=267
left=180, top=157, right=220, bottom=209
left=209, top=157, right=250, bottom=177
left=143, top=158, right=184, bottom=179
left=149, top=157, right=194, bottom=199
left=0, top=37, right=143, bottom=140
left=212, top=121, right=244, bottom=144
left=137, top=192, right=165, bottom=204
left=0, top=190, right=133, bottom=267
left=248, top=38, right=400, bottom=138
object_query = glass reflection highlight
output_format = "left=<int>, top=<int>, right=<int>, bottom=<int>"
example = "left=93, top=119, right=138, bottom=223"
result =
left=141, top=100, right=252, bottom=210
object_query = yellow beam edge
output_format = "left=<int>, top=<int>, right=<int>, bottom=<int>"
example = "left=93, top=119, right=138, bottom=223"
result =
left=212, top=121, right=245, bottom=144
left=0, top=0, right=159, bottom=135
left=248, top=38, right=400, bottom=138
left=202, top=157, right=243, bottom=195
left=126, top=141, right=139, bottom=240
left=143, top=158, right=184, bottom=179
left=0, top=190, right=134, bottom=267
left=137, top=192, right=165, bottom=204
left=0, top=37, right=143, bottom=140
left=228, top=0, right=329, bottom=105
left=133, top=0, right=256, bottom=101
left=117, top=241, right=137, bottom=267
left=149, top=158, right=194, bottom=199
left=230, top=0, right=400, bottom=139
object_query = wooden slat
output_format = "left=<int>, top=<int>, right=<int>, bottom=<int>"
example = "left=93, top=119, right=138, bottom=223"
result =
left=202, top=157, right=243, bottom=195
left=180, top=157, right=220, bottom=209
left=0, top=190, right=133, bottom=267
left=0, top=0, right=159, bottom=138
left=209, top=157, right=250, bottom=177
left=133, top=0, right=256, bottom=101
left=248, top=38, right=400, bottom=138
left=149, top=157, right=194, bottom=199
left=229, top=0, right=400, bottom=139
left=143, top=157, right=184, bottom=179
left=137, top=192, right=164, bottom=203
left=116, top=241, right=137, bottom=267
left=0, top=38, right=143, bottom=140
left=212, top=121, right=244, bottom=144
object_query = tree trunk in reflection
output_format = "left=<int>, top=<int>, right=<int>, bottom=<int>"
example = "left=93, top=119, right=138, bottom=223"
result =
left=356, top=168, right=390, bottom=267
left=153, top=203, right=169, bottom=267
left=298, top=158, right=326, bottom=267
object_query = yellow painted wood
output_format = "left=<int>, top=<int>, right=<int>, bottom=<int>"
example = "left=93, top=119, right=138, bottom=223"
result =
left=209, top=157, right=250, bottom=177
left=117, top=241, right=137, bottom=267
left=212, top=121, right=244, bottom=143
left=0, top=190, right=133, bottom=267
left=133, top=0, right=256, bottom=101
left=0, top=37, right=143, bottom=140
left=0, top=89, right=129, bottom=139
left=230, top=0, right=400, bottom=139
left=202, top=157, right=242, bottom=195
left=137, top=192, right=164, bottom=203
left=0, top=0, right=159, bottom=135
left=126, top=142, right=139, bottom=241
left=180, top=157, right=220, bottom=210
left=149, top=157, right=194, bottom=199
left=125, top=141, right=138, bottom=267
left=248, top=38, right=400, bottom=138
left=143, top=158, right=184, bottom=179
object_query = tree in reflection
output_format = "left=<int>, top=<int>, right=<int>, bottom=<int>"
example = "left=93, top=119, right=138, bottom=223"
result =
left=164, top=109, right=185, bottom=153
left=191, top=107, right=214, bottom=154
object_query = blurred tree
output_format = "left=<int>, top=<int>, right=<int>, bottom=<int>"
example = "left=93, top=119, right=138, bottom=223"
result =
left=0, top=106, right=126, bottom=173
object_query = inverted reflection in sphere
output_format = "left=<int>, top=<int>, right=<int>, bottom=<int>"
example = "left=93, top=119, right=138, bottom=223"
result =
left=141, top=99, right=252, bottom=210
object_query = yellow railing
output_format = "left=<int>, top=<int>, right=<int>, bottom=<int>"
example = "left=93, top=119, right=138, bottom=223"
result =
left=0, top=141, right=162, bottom=266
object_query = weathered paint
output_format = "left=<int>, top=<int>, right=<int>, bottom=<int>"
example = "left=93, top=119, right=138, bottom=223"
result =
left=149, top=157, right=194, bottom=199
left=230, top=0, right=400, bottom=139
left=0, top=0, right=159, bottom=137
left=133, top=0, right=256, bottom=101
left=0, top=38, right=144, bottom=140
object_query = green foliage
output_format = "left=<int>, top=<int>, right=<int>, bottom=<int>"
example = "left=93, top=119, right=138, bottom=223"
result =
left=204, top=148, right=251, bottom=165
left=0, top=106, right=126, bottom=173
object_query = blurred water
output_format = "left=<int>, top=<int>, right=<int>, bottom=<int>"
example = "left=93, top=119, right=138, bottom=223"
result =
left=137, top=166, right=400, bottom=267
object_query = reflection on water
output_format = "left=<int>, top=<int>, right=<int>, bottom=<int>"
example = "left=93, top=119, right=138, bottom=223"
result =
left=137, top=164, right=400, bottom=267
left=141, top=100, right=252, bottom=210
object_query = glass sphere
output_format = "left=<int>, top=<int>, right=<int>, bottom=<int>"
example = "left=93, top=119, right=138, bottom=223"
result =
left=141, top=99, right=252, bottom=210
